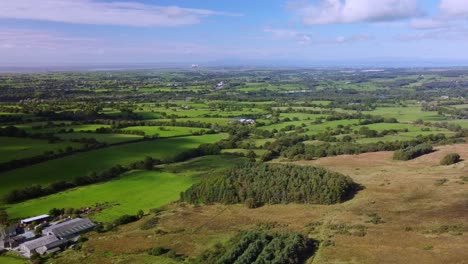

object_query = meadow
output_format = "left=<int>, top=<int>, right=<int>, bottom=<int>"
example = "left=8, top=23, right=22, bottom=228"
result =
left=57, top=133, right=143, bottom=144
left=0, top=137, right=81, bottom=163
left=0, top=134, right=226, bottom=198
left=122, top=126, right=205, bottom=137
left=6, top=155, right=247, bottom=222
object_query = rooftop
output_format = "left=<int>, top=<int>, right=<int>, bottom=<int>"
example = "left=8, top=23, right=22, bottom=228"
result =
left=43, top=218, right=95, bottom=238
left=21, top=215, right=49, bottom=224
left=21, top=235, right=58, bottom=251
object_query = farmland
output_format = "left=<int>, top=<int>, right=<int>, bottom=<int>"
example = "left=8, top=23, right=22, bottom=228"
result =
left=0, top=68, right=467, bottom=263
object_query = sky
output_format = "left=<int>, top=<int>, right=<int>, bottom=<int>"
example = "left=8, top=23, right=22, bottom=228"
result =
left=1, top=0, right=468, bottom=67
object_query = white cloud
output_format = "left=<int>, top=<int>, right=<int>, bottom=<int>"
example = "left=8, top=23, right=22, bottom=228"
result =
left=290, top=0, right=421, bottom=25
left=0, top=29, right=98, bottom=51
left=407, top=0, right=468, bottom=31
left=264, top=28, right=313, bottom=45
left=439, top=0, right=468, bottom=17
left=264, top=27, right=370, bottom=45
left=410, top=18, right=449, bottom=29
left=335, top=34, right=371, bottom=43
left=0, top=0, right=240, bottom=27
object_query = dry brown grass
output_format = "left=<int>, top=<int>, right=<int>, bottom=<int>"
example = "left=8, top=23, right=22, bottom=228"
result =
left=74, top=144, right=467, bottom=264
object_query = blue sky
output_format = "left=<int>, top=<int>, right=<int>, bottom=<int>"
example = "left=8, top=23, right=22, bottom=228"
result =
left=1, top=0, right=468, bottom=66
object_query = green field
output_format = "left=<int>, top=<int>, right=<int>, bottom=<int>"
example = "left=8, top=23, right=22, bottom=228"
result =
left=6, top=155, right=246, bottom=222
left=363, top=106, right=445, bottom=122
left=122, top=126, right=204, bottom=137
left=0, top=137, right=81, bottom=163
left=0, top=256, right=27, bottom=264
left=6, top=170, right=195, bottom=222
left=58, top=132, right=143, bottom=144
left=0, top=134, right=226, bottom=198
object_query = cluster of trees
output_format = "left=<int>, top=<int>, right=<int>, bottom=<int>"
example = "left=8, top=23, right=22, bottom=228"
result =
left=181, top=163, right=357, bottom=206
left=440, top=153, right=461, bottom=165
left=266, top=133, right=451, bottom=161
left=3, top=157, right=159, bottom=204
left=95, top=127, right=147, bottom=136
left=393, top=143, right=434, bottom=161
left=194, top=230, right=315, bottom=264
left=169, top=143, right=221, bottom=163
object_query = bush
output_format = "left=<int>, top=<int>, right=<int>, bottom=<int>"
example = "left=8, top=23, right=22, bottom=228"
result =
left=140, top=217, right=159, bottom=230
left=440, top=153, right=461, bottom=165
left=393, top=143, right=433, bottom=161
left=113, top=214, right=139, bottom=226
left=148, top=247, right=170, bottom=256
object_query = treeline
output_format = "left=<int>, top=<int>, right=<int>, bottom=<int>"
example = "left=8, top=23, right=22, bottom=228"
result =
left=181, top=163, right=358, bottom=206
left=393, top=143, right=433, bottom=161
left=3, top=157, right=159, bottom=204
left=265, top=133, right=452, bottom=161
left=193, top=230, right=315, bottom=264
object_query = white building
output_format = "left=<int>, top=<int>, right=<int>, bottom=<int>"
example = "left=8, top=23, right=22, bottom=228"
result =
left=19, top=235, right=59, bottom=257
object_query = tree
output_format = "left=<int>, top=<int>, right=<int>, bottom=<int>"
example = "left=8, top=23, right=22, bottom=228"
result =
left=144, top=156, right=154, bottom=170
left=0, top=208, right=9, bottom=225
left=137, top=210, right=145, bottom=219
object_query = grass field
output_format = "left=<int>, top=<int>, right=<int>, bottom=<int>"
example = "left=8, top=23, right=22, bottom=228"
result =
left=363, top=106, right=445, bottom=122
left=0, top=137, right=81, bottom=163
left=0, top=256, right=27, bottom=264
left=35, top=124, right=111, bottom=133
left=58, top=133, right=143, bottom=144
left=6, top=170, right=195, bottom=222
left=122, top=126, right=204, bottom=137
left=6, top=155, right=246, bottom=222
left=0, top=134, right=226, bottom=198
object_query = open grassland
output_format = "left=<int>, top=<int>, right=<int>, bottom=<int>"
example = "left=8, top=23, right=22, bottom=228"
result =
left=0, top=137, right=82, bottom=163
left=6, top=155, right=246, bottom=222
left=60, top=144, right=468, bottom=264
left=0, top=134, right=226, bottom=199
left=0, top=256, right=28, bottom=264
left=363, top=106, right=445, bottom=122
left=6, top=171, right=195, bottom=222
left=57, top=132, right=143, bottom=144
left=122, top=126, right=204, bottom=137
left=34, top=124, right=111, bottom=133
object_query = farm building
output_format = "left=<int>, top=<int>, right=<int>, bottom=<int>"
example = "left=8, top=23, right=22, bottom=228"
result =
left=19, top=235, right=59, bottom=257
left=35, top=239, right=68, bottom=255
left=238, top=118, right=256, bottom=125
left=42, top=218, right=95, bottom=239
left=21, top=214, right=49, bottom=225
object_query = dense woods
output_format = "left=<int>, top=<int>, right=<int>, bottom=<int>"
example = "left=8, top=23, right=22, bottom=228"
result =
left=193, top=230, right=315, bottom=264
left=181, top=163, right=358, bottom=206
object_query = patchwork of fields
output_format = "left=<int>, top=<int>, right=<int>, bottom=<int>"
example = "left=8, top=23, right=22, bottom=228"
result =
left=0, top=69, right=466, bottom=263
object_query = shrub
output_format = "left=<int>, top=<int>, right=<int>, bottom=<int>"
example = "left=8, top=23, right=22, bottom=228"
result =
left=440, top=153, right=461, bottom=165
left=393, top=143, right=433, bottom=161
left=148, top=247, right=170, bottom=256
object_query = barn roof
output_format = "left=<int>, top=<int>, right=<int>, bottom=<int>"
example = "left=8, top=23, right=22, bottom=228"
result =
left=43, top=218, right=95, bottom=238
left=21, top=215, right=49, bottom=224
left=21, top=235, right=58, bottom=251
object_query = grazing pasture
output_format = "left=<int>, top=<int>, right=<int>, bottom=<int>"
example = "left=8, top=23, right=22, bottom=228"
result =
left=0, top=137, right=81, bottom=163
left=0, top=134, right=226, bottom=198
left=122, top=126, right=205, bottom=137
left=57, top=132, right=143, bottom=144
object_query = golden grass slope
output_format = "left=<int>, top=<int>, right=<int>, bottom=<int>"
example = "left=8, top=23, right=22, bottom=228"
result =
left=55, top=144, right=468, bottom=264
